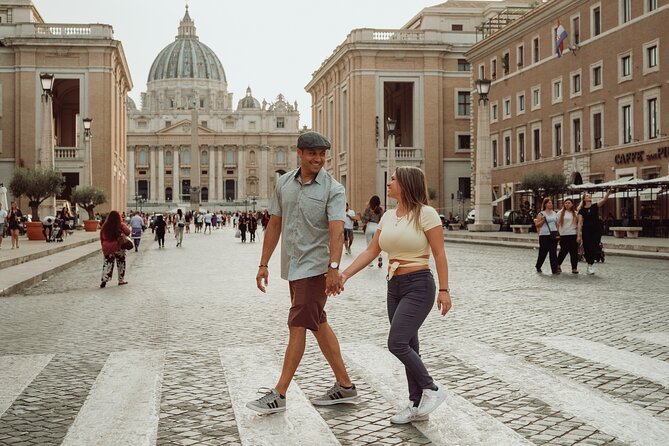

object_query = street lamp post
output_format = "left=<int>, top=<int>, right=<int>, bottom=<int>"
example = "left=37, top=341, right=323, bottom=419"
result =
left=469, top=78, right=498, bottom=232
left=250, top=196, right=257, bottom=213
left=39, top=73, right=55, bottom=216
left=386, top=117, right=397, bottom=210
left=82, top=118, right=93, bottom=186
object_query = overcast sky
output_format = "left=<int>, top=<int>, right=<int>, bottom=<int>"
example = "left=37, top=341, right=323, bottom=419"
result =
left=34, top=0, right=451, bottom=127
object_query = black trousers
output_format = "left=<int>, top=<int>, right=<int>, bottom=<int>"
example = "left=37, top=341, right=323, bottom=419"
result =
left=557, top=234, right=579, bottom=270
left=536, top=235, right=558, bottom=272
left=582, top=227, right=601, bottom=264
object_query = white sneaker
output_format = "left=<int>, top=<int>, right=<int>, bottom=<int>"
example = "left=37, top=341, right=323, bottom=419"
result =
left=416, top=383, right=446, bottom=417
left=390, top=405, right=429, bottom=424
left=587, top=264, right=595, bottom=275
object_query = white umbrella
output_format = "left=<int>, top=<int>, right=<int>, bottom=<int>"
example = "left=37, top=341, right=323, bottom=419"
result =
left=0, top=185, right=8, bottom=211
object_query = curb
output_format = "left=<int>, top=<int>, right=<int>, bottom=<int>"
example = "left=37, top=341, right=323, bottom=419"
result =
left=0, top=236, right=99, bottom=270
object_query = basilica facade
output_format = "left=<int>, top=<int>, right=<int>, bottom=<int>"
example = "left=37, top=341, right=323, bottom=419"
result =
left=127, top=7, right=300, bottom=212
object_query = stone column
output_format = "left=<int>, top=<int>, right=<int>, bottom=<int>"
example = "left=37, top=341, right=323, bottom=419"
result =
left=127, top=147, right=136, bottom=201
left=217, top=146, right=224, bottom=201
left=469, top=98, right=498, bottom=231
left=237, top=146, right=246, bottom=200
left=149, top=146, right=157, bottom=202
left=260, top=146, right=269, bottom=199
left=158, top=146, right=165, bottom=203
left=208, top=145, right=215, bottom=203
left=173, top=146, right=180, bottom=203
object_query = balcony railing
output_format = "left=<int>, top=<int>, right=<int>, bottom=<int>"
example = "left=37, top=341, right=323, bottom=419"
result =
left=378, top=147, right=423, bottom=161
left=54, top=147, right=83, bottom=160
left=0, top=23, right=114, bottom=40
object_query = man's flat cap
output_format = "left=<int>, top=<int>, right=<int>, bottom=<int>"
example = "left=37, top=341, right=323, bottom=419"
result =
left=297, top=131, right=331, bottom=149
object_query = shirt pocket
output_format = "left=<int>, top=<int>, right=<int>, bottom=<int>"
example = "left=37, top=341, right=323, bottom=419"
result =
left=301, top=190, right=327, bottom=225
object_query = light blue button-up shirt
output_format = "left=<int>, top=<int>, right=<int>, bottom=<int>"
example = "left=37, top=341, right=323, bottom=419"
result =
left=269, top=168, right=345, bottom=281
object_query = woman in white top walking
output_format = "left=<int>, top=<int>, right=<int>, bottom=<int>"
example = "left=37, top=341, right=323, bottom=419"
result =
left=556, top=198, right=580, bottom=274
left=175, top=209, right=186, bottom=247
left=341, top=166, right=452, bottom=424
left=533, top=197, right=559, bottom=274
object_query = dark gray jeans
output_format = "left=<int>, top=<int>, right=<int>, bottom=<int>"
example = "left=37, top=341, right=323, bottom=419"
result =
left=387, top=269, right=436, bottom=406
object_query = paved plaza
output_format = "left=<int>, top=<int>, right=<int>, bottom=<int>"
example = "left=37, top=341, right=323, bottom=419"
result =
left=0, top=226, right=668, bottom=445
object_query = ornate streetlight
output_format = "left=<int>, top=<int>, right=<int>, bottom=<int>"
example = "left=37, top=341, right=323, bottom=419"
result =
left=82, top=118, right=93, bottom=186
left=386, top=117, right=397, bottom=209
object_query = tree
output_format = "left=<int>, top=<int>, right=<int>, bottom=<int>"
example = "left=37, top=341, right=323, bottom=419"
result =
left=70, top=186, right=107, bottom=220
left=9, top=167, right=64, bottom=220
left=521, top=172, right=568, bottom=209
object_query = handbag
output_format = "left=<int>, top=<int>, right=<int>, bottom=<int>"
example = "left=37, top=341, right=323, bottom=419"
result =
left=546, top=217, right=560, bottom=242
left=119, top=234, right=134, bottom=250
left=235, top=229, right=241, bottom=238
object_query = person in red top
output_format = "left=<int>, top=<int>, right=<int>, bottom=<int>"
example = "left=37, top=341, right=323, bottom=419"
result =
left=99, top=210, right=131, bottom=288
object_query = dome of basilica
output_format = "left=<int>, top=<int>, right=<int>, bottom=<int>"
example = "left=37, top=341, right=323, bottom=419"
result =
left=147, top=6, right=226, bottom=83
left=237, top=87, right=261, bottom=110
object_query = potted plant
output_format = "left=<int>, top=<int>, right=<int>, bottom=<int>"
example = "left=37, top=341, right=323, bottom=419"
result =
left=70, top=186, right=107, bottom=231
left=9, top=167, right=63, bottom=240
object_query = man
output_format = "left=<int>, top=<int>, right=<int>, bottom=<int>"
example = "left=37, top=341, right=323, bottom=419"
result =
left=248, top=131, right=357, bottom=414
left=129, top=212, right=144, bottom=252
left=41, top=215, right=55, bottom=242
left=204, top=211, right=212, bottom=234
left=343, top=202, right=357, bottom=255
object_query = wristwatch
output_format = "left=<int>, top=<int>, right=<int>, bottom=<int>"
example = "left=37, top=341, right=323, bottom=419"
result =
left=329, top=261, right=339, bottom=270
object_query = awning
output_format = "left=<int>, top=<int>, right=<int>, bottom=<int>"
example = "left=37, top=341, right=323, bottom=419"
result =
left=638, top=175, right=669, bottom=186
left=492, top=193, right=512, bottom=205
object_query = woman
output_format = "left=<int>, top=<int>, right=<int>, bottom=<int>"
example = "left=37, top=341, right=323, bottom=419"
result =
left=99, top=210, right=131, bottom=288
left=154, top=214, right=166, bottom=248
left=341, top=167, right=452, bottom=424
left=556, top=198, right=580, bottom=274
left=129, top=211, right=144, bottom=252
left=175, top=209, right=186, bottom=247
left=0, top=202, right=7, bottom=249
left=360, top=195, right=384, bottom=267
left=248, top=212, right=258, bottom=242
left=577, top=190, right=612, bottom=275
left=534, top=197, right=559, bottom=274
left=238, top=213, right=248, bottom=243
left=7, top=201, right=22, bottom=249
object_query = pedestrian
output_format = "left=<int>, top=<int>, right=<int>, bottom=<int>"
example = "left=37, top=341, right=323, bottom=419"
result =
left=175, top=209, right=185, bottom=247
left=533, top=197, right=559, bottom=274
left=343, top=202, right=357, bottom=254
left=248, top=131, right=357, bottom=414
left=577, top=190, right=612, bottom=275
left=0, top=202, right=7, bottom=249
left=238, top=213, right=247, bottom=242
left=248, top=212, right=258, bottom=242
left=154, top=214, right=166, bottom=248
left=185, top=211, right=192, bottom=233
left=7, top=201, right=22, bottom=249
left=211, top=212, right=218, bottom=229
left=556, top=198, right=579, bottom=274
left=129, top=211, right=144, bottom=252
left=99, top=210, right=130, bottom=288
left=340, top=166, right=451, bottom=424
left=360, top=195, right=384, bottom=267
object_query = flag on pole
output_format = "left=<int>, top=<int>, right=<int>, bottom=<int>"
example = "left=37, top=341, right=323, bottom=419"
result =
left=555, top=20, right=568, bottom=57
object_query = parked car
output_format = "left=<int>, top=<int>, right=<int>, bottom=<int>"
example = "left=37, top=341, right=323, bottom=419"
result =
left=465, top=209, right=502, bottom=226
left=500, top=210, right=533, bottom=231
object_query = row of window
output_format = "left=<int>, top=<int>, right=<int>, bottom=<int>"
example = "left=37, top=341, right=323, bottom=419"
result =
left=135, top=149, right=288, bottom=166
left=491, top=92, right=661, bottom=167
left=480, top=1, right=659, bottom=80
left=134, top=182, right=238, bottom=202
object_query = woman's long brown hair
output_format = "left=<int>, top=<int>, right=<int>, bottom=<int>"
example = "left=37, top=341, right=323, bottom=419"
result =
left=101, top=210, right=122, bottom=241
left=395, top=166, right=429, bottom=231
left=559, top=198, right=577, bottom=227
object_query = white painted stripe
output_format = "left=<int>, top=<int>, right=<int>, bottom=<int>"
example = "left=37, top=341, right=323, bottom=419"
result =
left=0, top=354, right=53, bottom=416
left=219, top=345, right=339, bottom=446
left=62, top=350, right=164, bottom=446
left=627, top=332, right=669, bottom=348
left=541, top=336, right=669, bottom=388
left=442, top=339, right=669, bottom=446
left=343, top=343, right=532, bottom=446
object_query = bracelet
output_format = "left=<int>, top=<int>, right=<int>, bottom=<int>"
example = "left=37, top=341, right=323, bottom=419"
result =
left=258, top=264, right=268, bottom=268
left=439, top=288, right=450, bottom=293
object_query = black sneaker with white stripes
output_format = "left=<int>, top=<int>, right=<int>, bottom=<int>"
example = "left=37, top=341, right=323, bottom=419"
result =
left=245, top=387, right=286, bottom=414
left=311, top=382, right=358, bottom=406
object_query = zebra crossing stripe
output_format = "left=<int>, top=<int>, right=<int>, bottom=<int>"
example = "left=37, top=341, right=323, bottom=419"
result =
left=342, top=343, right=532, bottom=446
left=540, top=335, right=669, bottom=388
left=441, top=338, right=669, bottom=445
left=61, top=350, right=165, bottom=446
left=219, top=345, right=339, bottom=446
left=0, top=354, right=53, bottom=417
left=626, top=332, right=669, bottom=348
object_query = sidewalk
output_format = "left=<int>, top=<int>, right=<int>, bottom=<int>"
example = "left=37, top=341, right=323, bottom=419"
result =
left=0, top=230, right=101, bottom=296
left=443, top=229, right=669, bottom=260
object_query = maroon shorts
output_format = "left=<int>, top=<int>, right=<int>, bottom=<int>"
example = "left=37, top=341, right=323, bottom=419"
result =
left=288, top=274, right=328, bottom=331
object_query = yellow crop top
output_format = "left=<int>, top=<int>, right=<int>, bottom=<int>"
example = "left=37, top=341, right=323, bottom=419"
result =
left=378, top=206, right=442, bottom=278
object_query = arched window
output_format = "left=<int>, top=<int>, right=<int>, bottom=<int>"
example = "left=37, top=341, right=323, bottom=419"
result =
left=249, top=150, right=256, bottom=164
left=165, top=151, right=173, bottom=165
left=182, top=149, right=190, bottom=165
left=201, top=150, right=209, bottom=165
left=138, top=149, right=148, bottom=166
left=276, top=150, right=286, bottom=164
left=226, top=150, right=234, bottom=164
left=201, top=187, right=209, bottom=202
left=165, top=187, right=173, bottom=202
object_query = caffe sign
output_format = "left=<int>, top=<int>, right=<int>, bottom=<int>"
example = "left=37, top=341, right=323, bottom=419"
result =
left=615, top=146, right=669, bottom=164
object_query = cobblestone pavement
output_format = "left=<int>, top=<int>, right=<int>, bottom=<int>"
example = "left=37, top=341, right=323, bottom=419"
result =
left=0, top=226, right=667, bottom=445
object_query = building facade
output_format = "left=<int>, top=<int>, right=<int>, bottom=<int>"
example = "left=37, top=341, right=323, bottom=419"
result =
left=0, top=0, right=132, bottom=214
left=466, top=0, right=668, bottom=217
left=305, top=0, right=533, bottom=218
left=127, top=7, right=300, bottom=212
